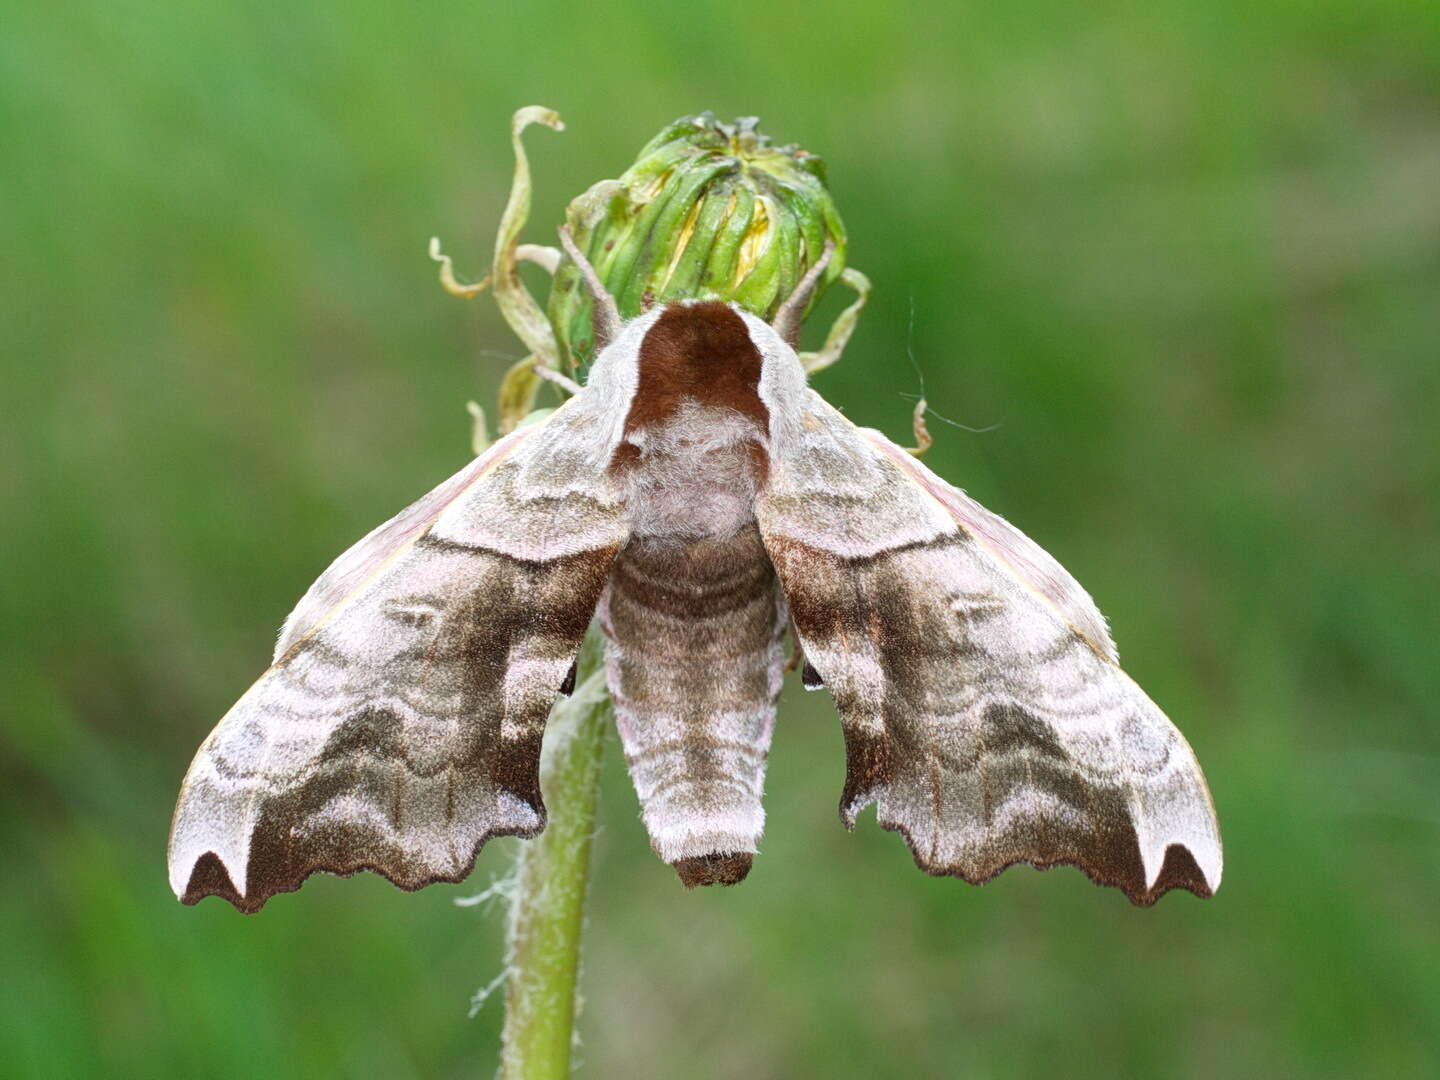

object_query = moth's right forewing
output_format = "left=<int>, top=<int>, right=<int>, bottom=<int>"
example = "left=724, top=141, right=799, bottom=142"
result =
left=756, top=394, right=1221, bottom=905
left=169, top=401, right=631, bottom=912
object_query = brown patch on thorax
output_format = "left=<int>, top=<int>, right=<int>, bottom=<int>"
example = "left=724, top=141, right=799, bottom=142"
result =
left=624, top=301, right=768, bottom=434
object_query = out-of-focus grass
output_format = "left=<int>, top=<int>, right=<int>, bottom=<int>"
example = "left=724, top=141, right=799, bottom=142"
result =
left=4, top=1, right=1440, bottom=1076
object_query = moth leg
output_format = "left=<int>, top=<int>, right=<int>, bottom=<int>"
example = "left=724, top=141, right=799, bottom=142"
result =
left=906, top=397, right=934, bottom=458
left=799, top=267, right=872, bottom=375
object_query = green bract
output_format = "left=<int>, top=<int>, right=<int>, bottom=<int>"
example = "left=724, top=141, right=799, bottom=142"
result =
left=548, top=114, right=849, bottom=371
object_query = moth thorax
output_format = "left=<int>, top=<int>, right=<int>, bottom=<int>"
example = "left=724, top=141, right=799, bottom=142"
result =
left=608, top=300, right=772, bottom=541
left=617, top=403, right=768, bottom=541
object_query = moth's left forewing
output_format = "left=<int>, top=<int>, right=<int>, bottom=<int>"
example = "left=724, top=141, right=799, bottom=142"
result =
left=169, top=387, right=637, bottom=912
left=743, top=332, right=1221, bottom=904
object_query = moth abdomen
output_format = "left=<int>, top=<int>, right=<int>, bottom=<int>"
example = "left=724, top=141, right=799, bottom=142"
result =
left=600, top=523, right=785, bottom=886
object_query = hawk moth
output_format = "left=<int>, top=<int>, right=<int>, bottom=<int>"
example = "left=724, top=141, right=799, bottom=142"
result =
left=168, top=236, right=1221, bottom=912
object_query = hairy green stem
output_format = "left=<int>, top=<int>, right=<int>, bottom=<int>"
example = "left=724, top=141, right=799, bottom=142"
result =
left=498, top=632, right=609, bottom=1079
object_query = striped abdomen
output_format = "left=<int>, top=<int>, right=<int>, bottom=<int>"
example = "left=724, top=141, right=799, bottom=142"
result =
left=600, top=524, right=785, bottom=886
left=603, top=300, right=782, bottom=886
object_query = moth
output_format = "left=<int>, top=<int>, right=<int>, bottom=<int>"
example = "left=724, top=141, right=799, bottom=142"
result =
left=169, top=233, right=1221, bottom=912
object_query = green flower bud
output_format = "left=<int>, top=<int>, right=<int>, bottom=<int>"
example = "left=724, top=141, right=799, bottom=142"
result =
left=548, top=114, right=848, bottom=370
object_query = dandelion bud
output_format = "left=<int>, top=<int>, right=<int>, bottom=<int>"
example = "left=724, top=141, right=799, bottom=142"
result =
left=548, top=114, right=848, bottom=369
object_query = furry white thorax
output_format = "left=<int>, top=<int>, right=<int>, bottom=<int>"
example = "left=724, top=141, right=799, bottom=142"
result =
left=600, top=305, right=811, bottom=541
left=619, top=401, right=766, bottom=541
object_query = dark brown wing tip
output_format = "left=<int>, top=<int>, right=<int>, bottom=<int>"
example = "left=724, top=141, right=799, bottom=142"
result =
left=177, top=818, right=547, bottom=915
left=673, top=852, right=755, bottom=888
left=1131, top=843, right=1215, bottom=906
left=180, top=852, right=257, bottom=912
left=874, top=818, right=1216, bottom=907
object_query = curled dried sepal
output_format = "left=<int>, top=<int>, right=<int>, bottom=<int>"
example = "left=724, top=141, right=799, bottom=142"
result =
left=799, top=267, right=872, bottom=375
left=431, top=237, right=559, bottom=301
left=905, top=397, right=934, bottom=458
left=431, top=236, right=491, bottom=298
left=469, top=106, right=579, bottom=433
left=491, top=107, right=565, bottom=368
left=495, top=356, right=544, bottom=436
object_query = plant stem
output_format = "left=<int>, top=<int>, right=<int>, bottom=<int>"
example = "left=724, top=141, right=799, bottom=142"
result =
left=499, top=631, right=609, bottom=1079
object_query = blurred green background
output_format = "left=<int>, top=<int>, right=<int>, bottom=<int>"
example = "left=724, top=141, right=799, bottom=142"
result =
left=5, top=1, right=1440, bottom=1076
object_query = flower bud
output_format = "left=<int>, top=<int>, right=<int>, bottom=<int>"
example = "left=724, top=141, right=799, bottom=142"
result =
left=548, top=114, right=848, bottom=369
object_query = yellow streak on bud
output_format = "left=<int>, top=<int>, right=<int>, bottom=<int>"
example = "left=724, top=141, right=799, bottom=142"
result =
left=735, top=197, right=771, bottom=286
left=659, top=198, right=705, bottom=293
left=636, top=168, right=674, bottom=204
